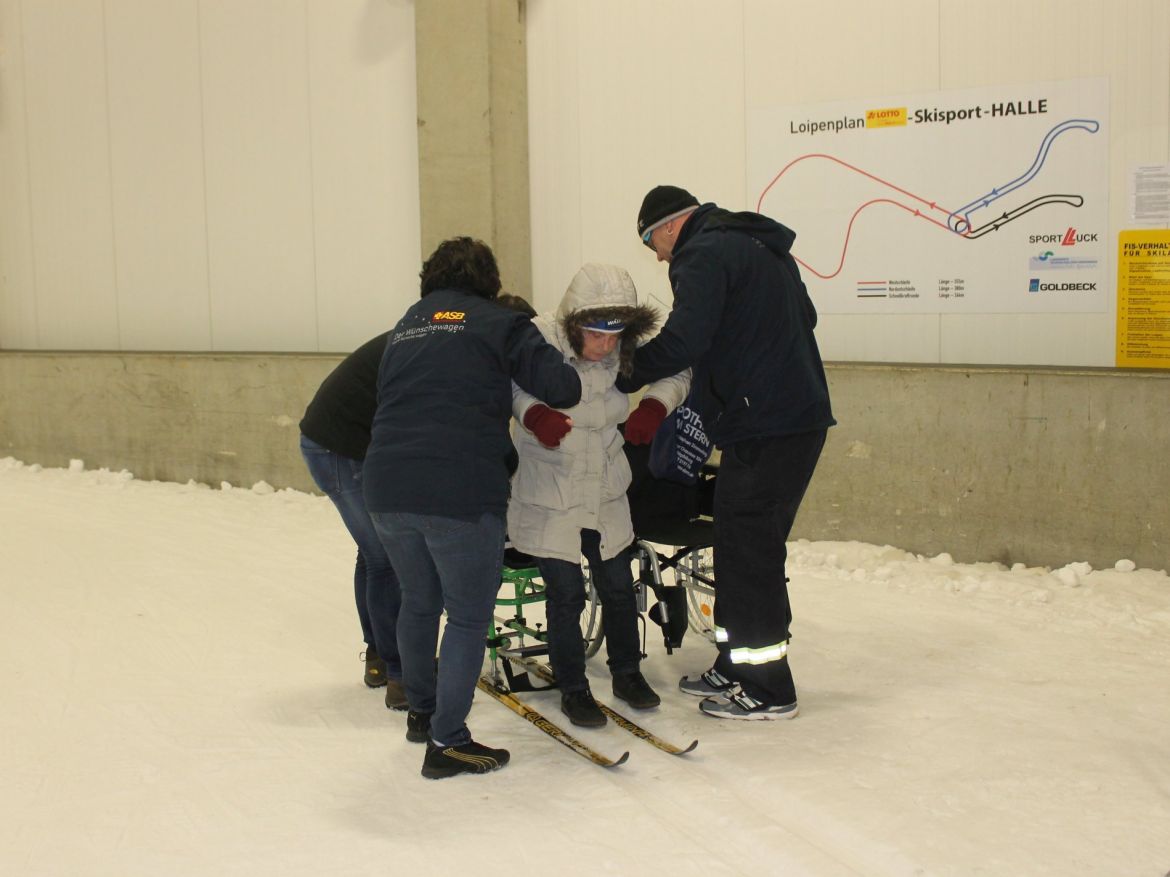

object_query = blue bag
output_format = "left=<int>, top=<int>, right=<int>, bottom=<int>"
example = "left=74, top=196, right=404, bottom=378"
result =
left=647, top=395, right=713, bottom=485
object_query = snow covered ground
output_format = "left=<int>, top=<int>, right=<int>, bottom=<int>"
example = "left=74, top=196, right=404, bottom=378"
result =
left=2, top=457, right=1168, bottom=877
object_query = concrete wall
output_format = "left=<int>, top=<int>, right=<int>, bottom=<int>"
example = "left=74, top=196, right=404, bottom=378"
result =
left=414, top=0, right=531, bottom=296
left=0, top=352, right=334, bottom=494
left=3, top=351, right=1166, bottom=571
left=802, top=364, right=1169, bottom=571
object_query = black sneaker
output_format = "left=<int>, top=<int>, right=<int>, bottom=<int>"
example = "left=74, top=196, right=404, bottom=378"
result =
left=362, top=647, right=387, bottom=688
left=560, top=689, right=606, bottom=727
left=612, top=671, right=661, bottom=709
left=405, top=710, right=431, bottom=743
left=421, top=740, right=510, bottom=779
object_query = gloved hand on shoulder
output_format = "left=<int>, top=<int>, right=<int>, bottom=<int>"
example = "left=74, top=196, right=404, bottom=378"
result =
left=623, top=397, right=668, bottom=445
left=523, top=404, right=573, bottom=449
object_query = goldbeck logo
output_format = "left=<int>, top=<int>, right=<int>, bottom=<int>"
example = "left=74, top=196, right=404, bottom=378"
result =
left=1028, top=228, right=1100, bottom=246
left=1028, top=278, right=1097, bottom=292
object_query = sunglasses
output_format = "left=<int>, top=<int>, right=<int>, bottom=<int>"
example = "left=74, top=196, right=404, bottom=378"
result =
left=641, top=226, right=655, bottom=248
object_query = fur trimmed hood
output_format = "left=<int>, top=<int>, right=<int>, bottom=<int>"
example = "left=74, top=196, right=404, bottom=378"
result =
left=556, top=263, right=659, bottom=376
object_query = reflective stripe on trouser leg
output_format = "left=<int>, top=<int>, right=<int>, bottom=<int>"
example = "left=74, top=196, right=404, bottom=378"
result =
left=729, top=639, right=789, bottom=665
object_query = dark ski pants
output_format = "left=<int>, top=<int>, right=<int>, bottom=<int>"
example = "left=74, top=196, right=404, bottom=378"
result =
left=537, top=529, right=641, bottom=694
left=711, top=430, right=827, bottom=706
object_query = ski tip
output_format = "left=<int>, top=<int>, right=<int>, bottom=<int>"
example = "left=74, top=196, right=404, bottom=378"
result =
left=676, top=739, right=699, bottom=755
left=609, top=750, right=631, bottom=768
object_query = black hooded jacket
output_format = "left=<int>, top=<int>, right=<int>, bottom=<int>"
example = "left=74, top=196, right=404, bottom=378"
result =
left=623, top=203, right=835, bottom=446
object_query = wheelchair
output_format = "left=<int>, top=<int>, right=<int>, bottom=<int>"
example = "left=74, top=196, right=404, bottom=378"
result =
left=580, top=439, right=717, bottom=657
left=486, top=438, right=717, bottom=686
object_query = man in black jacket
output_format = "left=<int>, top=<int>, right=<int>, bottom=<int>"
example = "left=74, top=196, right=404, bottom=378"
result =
left=624, top=185, right=835, bottom=721
left=364, top=237, right=581, bottom=778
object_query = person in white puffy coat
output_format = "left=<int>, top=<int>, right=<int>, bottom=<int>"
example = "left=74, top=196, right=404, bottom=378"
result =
left=509, top=263, right=690, bottom=727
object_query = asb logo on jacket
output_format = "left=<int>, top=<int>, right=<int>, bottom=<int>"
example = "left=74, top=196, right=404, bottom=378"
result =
left=431, top=311, right=465, bottom=323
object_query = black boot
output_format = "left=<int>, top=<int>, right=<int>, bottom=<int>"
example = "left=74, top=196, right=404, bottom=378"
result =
left=560, top=689, right=606, bottom=727
left=405, top=710, right=431, bottom=743
left=612, top=671, right=661, bottom=709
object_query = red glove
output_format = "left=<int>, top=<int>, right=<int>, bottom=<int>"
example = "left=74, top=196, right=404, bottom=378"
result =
left=523, top=404, right=572, bottom=449
left=624, top=397, right=668, bottom=445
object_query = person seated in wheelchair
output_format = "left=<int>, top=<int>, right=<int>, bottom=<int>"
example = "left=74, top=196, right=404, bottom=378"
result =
left=508, top=263, right=689, bottom=728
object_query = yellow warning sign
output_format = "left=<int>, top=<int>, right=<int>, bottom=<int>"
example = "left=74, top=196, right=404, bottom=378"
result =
left=1116, top=229, right=1170, bottom=368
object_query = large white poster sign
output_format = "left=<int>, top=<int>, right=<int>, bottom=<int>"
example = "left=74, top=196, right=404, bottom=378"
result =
left=747, top=78, right=1109, bottom=314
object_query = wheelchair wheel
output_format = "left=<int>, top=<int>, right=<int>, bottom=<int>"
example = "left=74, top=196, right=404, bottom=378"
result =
left=580, top=559, right=604, bottom=657
left=677, top=547, right=717, bottom=642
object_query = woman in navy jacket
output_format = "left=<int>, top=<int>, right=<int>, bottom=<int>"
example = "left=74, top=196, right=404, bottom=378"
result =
left=364, top=237, right=581, bottom=779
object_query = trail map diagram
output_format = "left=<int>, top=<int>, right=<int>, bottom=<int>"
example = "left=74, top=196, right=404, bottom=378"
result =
left=747, top=78, right=1109, bottom=314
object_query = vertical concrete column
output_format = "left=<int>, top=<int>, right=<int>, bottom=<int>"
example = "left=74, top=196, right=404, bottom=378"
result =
left=414, top=0, right=532, bottom=297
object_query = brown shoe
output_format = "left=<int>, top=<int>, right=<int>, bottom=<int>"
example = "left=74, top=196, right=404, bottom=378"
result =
left=384, top=678, right=408, bottom=710
left=363, top=648, right=387, bottom=688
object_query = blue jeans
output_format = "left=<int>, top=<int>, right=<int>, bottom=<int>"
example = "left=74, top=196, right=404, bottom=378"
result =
left=300, top=435, right=402, bottom=678
left=537, top=530, right=641, bottom=693
left=370, top=510, right=505, bottom=746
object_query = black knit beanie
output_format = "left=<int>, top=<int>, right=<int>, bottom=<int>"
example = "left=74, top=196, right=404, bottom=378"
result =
left=637, top=185, right=700, bottom=236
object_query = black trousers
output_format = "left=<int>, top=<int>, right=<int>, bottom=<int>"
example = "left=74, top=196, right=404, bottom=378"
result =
left=537, top=530, right=641, bottom=694
left=711, top=430, right=827, bottom=705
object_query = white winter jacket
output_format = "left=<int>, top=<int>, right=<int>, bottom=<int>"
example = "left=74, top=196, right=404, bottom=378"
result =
left=508, top=263, right=690, bottom=563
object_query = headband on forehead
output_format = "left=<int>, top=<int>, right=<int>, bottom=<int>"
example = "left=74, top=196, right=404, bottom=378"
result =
left=582, top=316, right=626, bottom=334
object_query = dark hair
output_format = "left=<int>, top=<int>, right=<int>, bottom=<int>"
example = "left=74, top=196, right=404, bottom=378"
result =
left=496, top=293, right=537, bottom=319
left=419, top=237, right=501, bottom=300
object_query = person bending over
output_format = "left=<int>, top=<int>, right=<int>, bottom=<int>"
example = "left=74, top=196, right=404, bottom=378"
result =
left=363, top=237, right=581, bottom=779
left=627, top=185, right=835, bottom=721
left=299, top=331, right=406, bottom=707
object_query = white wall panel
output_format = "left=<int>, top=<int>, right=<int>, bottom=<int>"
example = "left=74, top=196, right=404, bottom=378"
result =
left=306, top=0, right=420, bottom=351
left=528, top=0, right=747, bottom=317
left=199, top=0, right=317, bottom=351
left=105, top=0, right=211, bottom=350
left=817, top=314, right=941, bottom=364
left=939, top=0, right=1108, bottom=91
left=0, top=0, right=37, bottom=348
left=744, top=0, right=941, bottom=104
left=20, top=0, right=119, bottom=349
left=939, top=313, right=1106, bottom=366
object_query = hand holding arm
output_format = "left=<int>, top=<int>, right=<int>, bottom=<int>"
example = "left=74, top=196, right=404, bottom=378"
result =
left=523, top=403, right=573, bottom=449
left=623, top=397, right=668, bottom=445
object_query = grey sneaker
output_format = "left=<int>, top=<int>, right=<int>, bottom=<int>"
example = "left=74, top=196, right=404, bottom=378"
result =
left=384, top=678, right=408, bottom=710
left=678, top=667, right=734, bottom=697
left=699, top=685, right=798, bottom=721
